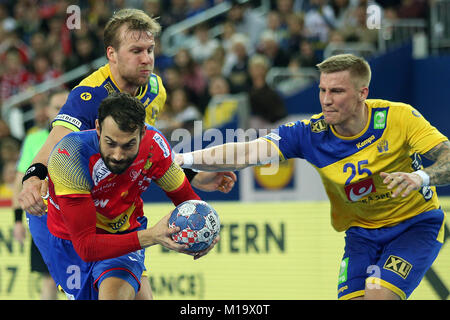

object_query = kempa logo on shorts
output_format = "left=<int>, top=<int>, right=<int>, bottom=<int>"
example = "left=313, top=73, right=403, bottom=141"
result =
left=374, top=110, right=386, bottom=129
left=383, top=255, right=412, bottom=279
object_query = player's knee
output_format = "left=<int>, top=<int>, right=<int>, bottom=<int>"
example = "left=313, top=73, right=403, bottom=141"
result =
left=98, top=277, right=135, bottom=300
left=363, top=285, right=401, bottom=300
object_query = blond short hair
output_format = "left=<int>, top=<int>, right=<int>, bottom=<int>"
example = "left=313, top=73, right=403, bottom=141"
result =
left=104, top=8, right=161, bottom=51
left=316, top=54, right=371, bottom=89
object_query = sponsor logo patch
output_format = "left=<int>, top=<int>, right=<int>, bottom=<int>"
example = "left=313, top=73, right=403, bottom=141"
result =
left=54, top=114, right=82, bottom=129
left=383, top=255, right=412, bottom=279
left=153, top=133, right=170, bottom=158
left=92, top=158, right=111, bottom=186
left=344, top=178, right=376, bottom=202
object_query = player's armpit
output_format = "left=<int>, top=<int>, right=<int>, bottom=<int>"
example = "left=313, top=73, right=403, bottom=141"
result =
left=158, top=175, right=201, bottom=206
left=422, top=140, right=450, bottom=186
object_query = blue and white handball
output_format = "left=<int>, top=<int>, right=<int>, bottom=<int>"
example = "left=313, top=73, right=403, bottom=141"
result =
left=169, top=200, right=220, bottom=252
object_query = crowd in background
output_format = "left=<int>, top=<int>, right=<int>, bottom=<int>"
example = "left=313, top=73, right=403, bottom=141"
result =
left=0, top=0, right=429, bottom=201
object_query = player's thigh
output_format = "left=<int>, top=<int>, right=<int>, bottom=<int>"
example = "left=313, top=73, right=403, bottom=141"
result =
left=337, top=227, right=380, bottom=300
left=135, top=274, right=153, bottom=300
left=371, top=214, right=444, bottom=300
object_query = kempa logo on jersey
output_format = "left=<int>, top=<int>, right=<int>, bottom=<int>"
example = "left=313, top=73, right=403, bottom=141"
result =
left=356, top=134, right=376, bottom=149
left=92, top=158, right=111, bottom=186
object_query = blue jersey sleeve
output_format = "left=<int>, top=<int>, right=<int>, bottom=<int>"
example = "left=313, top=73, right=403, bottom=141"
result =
left=52, top=86, right=107, bottom=131
left=263, top=121, right=309, bottom=160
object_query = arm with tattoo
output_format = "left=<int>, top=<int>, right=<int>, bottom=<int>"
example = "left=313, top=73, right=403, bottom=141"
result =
left=422, top=140, right=450, bottom=186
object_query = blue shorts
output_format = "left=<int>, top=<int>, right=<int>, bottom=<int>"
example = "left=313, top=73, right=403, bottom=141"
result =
left=26, top=213, right=51, bottom=265
left=44, top=216, right=148, bottom=300
left=337, top=209, right=445, bottom=300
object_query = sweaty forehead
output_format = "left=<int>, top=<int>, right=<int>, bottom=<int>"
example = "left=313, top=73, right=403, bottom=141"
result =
left=319, top=70, right=353, bottom=88
left=118, top=26, right=154, bottom=47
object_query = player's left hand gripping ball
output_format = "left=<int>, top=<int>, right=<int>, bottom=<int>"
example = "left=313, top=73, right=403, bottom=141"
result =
left=169, top=200, right=220, bottom=252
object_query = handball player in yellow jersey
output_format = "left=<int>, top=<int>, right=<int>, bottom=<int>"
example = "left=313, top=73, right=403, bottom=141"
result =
left=176, top=54, right=450, bottom=300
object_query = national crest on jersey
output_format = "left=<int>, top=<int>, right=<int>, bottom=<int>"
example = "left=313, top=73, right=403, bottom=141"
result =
left=52, top=64, right=166, bottom=131
left=46, top=125, right=177, bottom=239
left=262, top=99, right=448, bottom=231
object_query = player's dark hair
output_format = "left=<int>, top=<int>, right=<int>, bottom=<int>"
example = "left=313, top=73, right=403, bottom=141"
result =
left=98, top=92, right=146, bottom=134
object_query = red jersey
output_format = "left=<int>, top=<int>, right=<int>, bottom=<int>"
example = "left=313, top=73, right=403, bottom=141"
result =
left=46, top=125, right=199, bottom=261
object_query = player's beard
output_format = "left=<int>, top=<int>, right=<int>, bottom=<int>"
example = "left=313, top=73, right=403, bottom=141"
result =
left=100, top=150, right=139, bottom=175
left=122, top=72, right=150, bottom=87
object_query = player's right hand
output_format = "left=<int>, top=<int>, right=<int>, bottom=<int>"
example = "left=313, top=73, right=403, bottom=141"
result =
left=18, top=176, right=48, bottom=216
left=145, top=213, right=190, bottom=253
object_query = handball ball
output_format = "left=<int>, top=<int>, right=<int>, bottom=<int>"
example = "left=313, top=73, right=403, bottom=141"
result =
left=169, top=200, right=220, bottom=252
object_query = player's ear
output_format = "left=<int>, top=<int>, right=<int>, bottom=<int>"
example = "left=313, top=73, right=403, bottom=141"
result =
left=360, top=87, right=369, bottom=102
left=95, top=119, right=101, bottom=137
left=106, top=46, right=116, bottom=64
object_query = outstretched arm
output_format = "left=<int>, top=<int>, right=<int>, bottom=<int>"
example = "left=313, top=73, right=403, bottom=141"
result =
left=175, top=138, right=280, bottom=172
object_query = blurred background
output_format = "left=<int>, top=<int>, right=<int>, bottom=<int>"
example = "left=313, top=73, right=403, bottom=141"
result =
left=0, top=0, right=448, bottom=300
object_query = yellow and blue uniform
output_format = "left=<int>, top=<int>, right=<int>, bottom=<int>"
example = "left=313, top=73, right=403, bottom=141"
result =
left=263, top=99, right=447, bottom=299
left=52, top=64, right=166, bottom=131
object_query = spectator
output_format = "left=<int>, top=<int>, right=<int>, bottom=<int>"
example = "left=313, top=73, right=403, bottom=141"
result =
left=157, top=87, right=201, bottom=137
left=65, top=35, right=98, bottom=71
left=224, top=33, right=251, bottom=94
left=339, top=2, right=379, bottom=46
left=257, top=30, right=291, bottom=67
left=304, top=0, right=337, bottom=45
left=0, top=119, right=11, bottom=139
left=30, top=54, right=61, bottom=84
left=266, top=10, right=289, bottom=44
left=154, top=37, right=174, bottom=75
left=163, top=0, right=188, bottom=26
left=397, top=0, right=428, bottom=19
left=29, top=32, right=49, bottom=57
left=0, top=160, right=16, bottom=205
left=189, top=22, right=220, bottom=64
left=0, top=135, right=20, bottom=166
left=247, top=54, right=287, bottom=130
left=0, top=47, right=32, bottom=101
left=331, top=0, right=357, bottom=30
left=186, top=0, right=211, bottom=18
left=226, top=1, right=266, bottom=50
left=198, top=55, right=226, bottom=113
left=173, top=47, right=207, bottom=105
left=203, top=75, right=235, bottom=128
left=282, top=12, right=306, bottom=53
left=274, top=0, right=295, bottom=27
left=288, top=39, right=319, bottom=68
left=45, top=14, right=71, bottom=57
left=220, top=20, right=237, bottom=53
